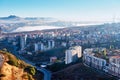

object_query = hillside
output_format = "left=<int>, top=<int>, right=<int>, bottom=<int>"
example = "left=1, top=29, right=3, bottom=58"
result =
left=0, top=50, right=42, bottom=80
left=52, top=63, right=116, bottom=80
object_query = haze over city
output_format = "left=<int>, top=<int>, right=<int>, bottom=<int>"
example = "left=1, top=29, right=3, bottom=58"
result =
left=0, top=0, right=120, bottom=80
left=0, top=0, right=120, bottom=22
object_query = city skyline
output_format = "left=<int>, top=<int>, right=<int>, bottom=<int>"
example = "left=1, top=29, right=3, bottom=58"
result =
left=0, top=0, right=120, bottom=21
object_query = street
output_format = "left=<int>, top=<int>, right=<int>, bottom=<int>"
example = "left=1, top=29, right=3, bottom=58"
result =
left=12, top=46, right=51, bottom=80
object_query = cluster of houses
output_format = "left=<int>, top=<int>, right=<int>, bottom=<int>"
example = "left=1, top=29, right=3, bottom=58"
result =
left=83, top=48, right=120, bottom=78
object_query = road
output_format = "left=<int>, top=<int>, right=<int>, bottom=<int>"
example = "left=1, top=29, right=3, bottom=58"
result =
left=12, top=46, right=51, bottom=80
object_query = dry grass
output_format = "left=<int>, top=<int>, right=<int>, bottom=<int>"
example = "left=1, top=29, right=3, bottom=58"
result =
left=52, top=63, right=115, bottom=80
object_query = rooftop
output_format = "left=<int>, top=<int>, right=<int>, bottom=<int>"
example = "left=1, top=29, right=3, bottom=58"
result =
left=110, top=56, right=120, bottom=59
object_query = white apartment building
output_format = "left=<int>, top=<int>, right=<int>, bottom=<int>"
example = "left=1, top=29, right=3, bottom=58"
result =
left=65, top=49, right=76, bottom=64
left=48, top=40, right=55, bottom=49
left=65, top=46, right=82, bottom=64
left=83, top=48, right=120, bottom=78
left=74, top=46, right=82, bottom=58
left=34, top=43, right=39, bottom=52
left=83, top=48, right=106, bottom=70
left=108, top=56, right=120, bottom=77
left=34, top=42, right=45, bottom=52
left=20, top=35, right=27, bottom=50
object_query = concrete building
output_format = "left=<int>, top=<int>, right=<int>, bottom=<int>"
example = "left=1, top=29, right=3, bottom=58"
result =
left=83, top=48, right=106, bottom=70
left=108, top=56, right=120, bottom=77
left=83, top=48, right=120, bottom=78
left=74, top=46, right=82, bottom=58
left=34, top=42, right=45, bottom=52
left=40, top=43, right=44, bottom=51
left=48, top=40, right=55, bottom=49
left=65, top=50, right=71, bottom=64
left=34, top=43, right=39, bottom=52
left=65, top=49, right=75, bottom=64
left=65, top=46, right=82, bottom=64
left=20, top=35, right=27, bottom=50
left=61, top=42, right=67, bottom=47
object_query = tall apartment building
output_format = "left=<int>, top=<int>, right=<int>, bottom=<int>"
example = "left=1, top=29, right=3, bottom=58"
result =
left=34, top=42, right=44, bottom=52
left=74, top=46, right=82, bottom=58
left=65, top=46, right=82, bottom=64
left=20, top=35, right=27, bottom=50
left=48, top=40, right=55, bottom=49
left=34, top=43, right=39, bottom=52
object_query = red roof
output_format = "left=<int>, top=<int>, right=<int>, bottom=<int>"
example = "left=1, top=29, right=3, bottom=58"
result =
left=111, top=56, right=120, bottom=58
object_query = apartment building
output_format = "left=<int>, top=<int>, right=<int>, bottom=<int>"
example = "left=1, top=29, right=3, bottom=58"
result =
left=108, top=56, right=120, bottom=77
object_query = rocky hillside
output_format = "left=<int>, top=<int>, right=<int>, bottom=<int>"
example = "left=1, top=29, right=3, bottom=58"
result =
left=0, top=50, right=40, bottom=80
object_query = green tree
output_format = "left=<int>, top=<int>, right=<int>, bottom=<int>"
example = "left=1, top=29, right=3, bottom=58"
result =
left=25, top=66, right=36, bottom=75
left=30, top=67, right=36, bottom=75
left=28, top=74, right=34, bottom=80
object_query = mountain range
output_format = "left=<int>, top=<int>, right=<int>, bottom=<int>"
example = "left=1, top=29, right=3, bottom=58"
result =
left=0, top=15, right=104, bottom=33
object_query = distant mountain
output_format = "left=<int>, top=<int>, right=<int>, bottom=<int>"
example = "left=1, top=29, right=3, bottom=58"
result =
left=0, top=15, right=105, bottom=33
left=0, top=15, right=57, bottom=21
left=25, top=17, right=57, bottom=21
left=0, top=15, right=21, bottom=20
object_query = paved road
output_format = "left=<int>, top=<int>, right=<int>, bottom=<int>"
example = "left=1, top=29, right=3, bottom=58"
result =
left=18, top=55, right=51, bottom=80
left=37, top=67, right=51, bottom=80
left=12, top=46, right=51, bottom=80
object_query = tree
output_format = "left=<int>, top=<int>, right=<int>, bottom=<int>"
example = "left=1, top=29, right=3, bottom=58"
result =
left=103, top=48, right=107, bottom=56
left=24, top=66, right=36, bottom=75
left=30, top=67, right=36, bottom=75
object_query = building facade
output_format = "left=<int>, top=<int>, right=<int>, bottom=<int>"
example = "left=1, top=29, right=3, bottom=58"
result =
left=20, top=35, right=27, bottom=50
left=83, top=48, right=107, bottom=70
left=83, top=48, right=120, bottom=78
left=108, top=56, right=120, bottom=77
left=34, top=42, right=45, bottom=52
left=48, top=40, right=55, bottom=49
left=65, top=46, right=82, bottom=64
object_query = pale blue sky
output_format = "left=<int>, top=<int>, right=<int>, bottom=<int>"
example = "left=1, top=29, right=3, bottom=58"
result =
left=0, top=0, right=120, bottom=21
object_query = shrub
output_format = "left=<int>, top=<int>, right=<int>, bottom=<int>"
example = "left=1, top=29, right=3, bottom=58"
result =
left=28, top=74, right=34, bottom=80
left=0, top=74, right=6, bottom=77
left=22, top=74, right=28, bottom=79
left=7, top=54, right=18, bottom=67
left=24, top=66, right=36, bottom=75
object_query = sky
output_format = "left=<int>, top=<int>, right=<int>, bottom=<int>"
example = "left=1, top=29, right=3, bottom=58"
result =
left=0, top=0, right=120, bottom=21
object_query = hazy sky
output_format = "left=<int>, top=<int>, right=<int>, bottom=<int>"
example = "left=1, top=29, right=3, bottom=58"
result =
left=0, top=0, right=120, bottom=21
